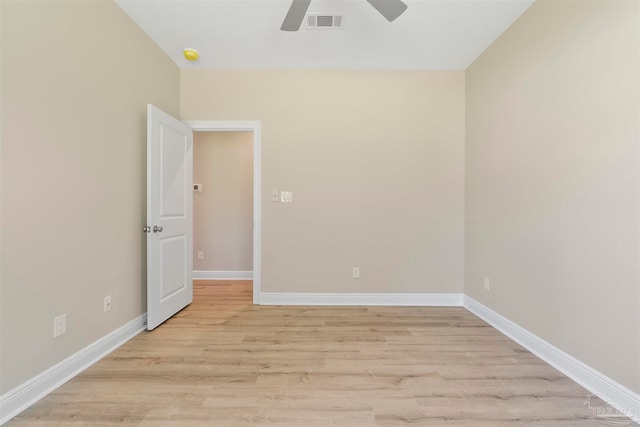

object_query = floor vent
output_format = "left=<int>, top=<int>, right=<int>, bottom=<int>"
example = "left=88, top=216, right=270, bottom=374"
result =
left=307, top=14, right=344, bottom=29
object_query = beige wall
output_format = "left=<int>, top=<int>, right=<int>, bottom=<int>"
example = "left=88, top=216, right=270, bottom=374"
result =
left=466, top=0, right=639, bottom=393
left=0, top=0, right=4, bottom=388
left=182, top=70, right=466, bottom=294
left=0, top=1, right=179, bottom=393
left=193, top=132, right=253, bottom=272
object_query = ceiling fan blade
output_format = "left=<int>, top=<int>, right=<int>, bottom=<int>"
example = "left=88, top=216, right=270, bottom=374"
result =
left=366, top=0, right=408, bottom=22
left=281, top=0, right=312, bottom=31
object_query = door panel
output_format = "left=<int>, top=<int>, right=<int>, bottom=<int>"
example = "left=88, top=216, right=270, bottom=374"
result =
left=160, top=235, right=187, bottom=300
left=147, top=104, right=193, bottom=330
left=160, top=127, right=188, bottom=217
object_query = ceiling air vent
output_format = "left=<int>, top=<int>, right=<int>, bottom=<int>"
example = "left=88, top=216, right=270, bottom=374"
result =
left=307, top=14, right=344, bottom=29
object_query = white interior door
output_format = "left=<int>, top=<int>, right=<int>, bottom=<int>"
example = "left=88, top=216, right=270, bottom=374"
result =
left=146, top=104, right=193, bottom=330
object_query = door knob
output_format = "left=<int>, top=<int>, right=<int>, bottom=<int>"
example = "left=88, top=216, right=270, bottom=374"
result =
left=153, top=225, right=163, bottom=233
left=143, top=226, right=151, bottom=233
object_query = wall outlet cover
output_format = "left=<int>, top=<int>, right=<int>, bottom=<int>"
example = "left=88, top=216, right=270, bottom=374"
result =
left=53, top=314, right=67, bottom=338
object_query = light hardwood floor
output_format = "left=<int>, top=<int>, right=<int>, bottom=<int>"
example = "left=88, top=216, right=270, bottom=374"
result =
left=7, top=281, right=635, bottom=426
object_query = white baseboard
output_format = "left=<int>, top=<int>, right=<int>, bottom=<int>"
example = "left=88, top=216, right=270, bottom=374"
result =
left=259, top=292, right=464, bottom=306
left=0, top=313, right=147, bottom=425
left=193, top=270, right=253, bottom=280
left=463, top=296, right=639, bottom=424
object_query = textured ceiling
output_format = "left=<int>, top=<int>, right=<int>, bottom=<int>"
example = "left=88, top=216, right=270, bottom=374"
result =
left=116, top=0, right=534, bottom=70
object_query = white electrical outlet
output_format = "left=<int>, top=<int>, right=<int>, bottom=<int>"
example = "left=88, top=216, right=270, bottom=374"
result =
left=483, top=276, right=491, bottom=291
left=272, top=189, right=280, bottom=202
left=104, top=296, right=112, bottom=312
left=197, top=251, right=204, bottom=260
left=53, top=314, right=67, bottom=338
left=352, top=267, right=360, bottom=279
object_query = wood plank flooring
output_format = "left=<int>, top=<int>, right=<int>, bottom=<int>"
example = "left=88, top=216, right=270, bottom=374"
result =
left=7, top=281, right=635, bottom=426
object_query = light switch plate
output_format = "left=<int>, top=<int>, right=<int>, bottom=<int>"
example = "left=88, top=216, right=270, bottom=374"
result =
left=280, top=191, right=293, bottom=203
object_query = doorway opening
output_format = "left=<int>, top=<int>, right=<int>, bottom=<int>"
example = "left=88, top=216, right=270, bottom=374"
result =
left=186, top=121, right=262, bottom=304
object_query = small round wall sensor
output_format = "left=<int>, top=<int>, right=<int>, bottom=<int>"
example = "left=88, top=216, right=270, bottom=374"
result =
left=183, top=48, right=199, bottom=61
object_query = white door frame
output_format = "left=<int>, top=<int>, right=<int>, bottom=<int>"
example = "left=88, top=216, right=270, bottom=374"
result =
left=184, top=121, right=262, bottom=304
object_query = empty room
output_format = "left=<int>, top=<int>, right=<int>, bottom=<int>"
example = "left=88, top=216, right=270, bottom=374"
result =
left=1, top=0, right=638, bottom=425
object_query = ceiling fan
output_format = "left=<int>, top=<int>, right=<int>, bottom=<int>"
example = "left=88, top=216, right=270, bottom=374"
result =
left=281, top=0, right=408, bottom=31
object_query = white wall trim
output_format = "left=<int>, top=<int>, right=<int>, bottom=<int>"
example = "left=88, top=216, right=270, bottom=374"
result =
left=0, top=314, right=146, bottom=426
left=260, top=292, right=464, bottom=306
left=463, top=296, right=640, bottom=423
left=185, top=120, right=262, bottom=304
left=193, top=270, right=253, bottom=280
